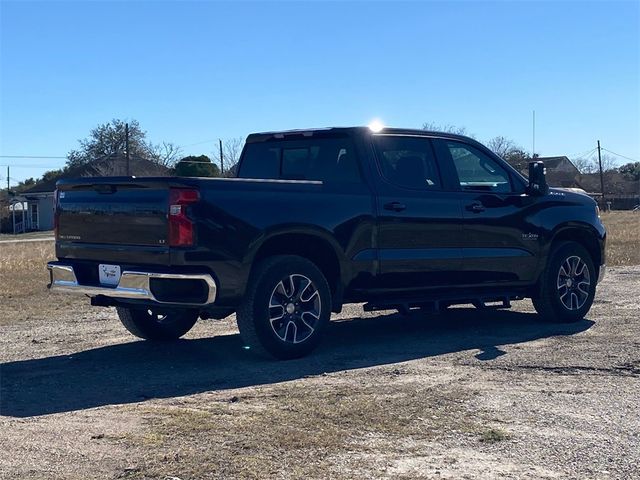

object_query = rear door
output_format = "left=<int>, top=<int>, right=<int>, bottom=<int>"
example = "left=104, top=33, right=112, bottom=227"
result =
left=371, top=134, right=464, bottom=291
left=432, top=138, right=539, bottom=284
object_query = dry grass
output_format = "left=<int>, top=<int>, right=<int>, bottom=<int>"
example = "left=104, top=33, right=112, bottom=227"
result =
left=0, top=241, right=53, bottom=296
left=0, top=241, right=84, bottom=325
left=116, top=381, right=482, bottom=479
left=479, top=427, right=510, bottom=443
left=0, top=230, right=53, bottom=240
left=600, top=211, right=640, bottom=266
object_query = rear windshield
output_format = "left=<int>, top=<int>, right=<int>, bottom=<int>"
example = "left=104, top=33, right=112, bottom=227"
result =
left=238, top=138, right=362, bottom=183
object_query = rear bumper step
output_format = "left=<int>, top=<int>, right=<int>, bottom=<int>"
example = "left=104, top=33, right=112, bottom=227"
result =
left=47, top=263, right=217, bottom=306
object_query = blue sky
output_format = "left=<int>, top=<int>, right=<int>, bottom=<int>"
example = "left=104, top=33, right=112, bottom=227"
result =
left=1, top=0, right=639, bottom=185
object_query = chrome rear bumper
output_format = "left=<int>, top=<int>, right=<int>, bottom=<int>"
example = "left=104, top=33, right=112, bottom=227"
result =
left=47, top=263, right=217, bottom=305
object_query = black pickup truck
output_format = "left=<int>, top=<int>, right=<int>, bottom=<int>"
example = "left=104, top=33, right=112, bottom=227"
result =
left=48, top=126, right=606, bottom=359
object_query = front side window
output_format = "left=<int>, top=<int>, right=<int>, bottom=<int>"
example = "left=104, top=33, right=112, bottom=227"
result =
left=238, top=138, right=361, bottom=183
left=372, top=136, right=441, bottom=190
left=446, top=141, right=512, bottom=193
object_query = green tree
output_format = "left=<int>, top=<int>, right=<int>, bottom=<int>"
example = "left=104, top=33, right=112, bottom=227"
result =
left=619, top=162, right=640, bottom=181
left=174, top=155, right=220, bottom=177
left=67, top=119, right=150, bottom=168
left=41, top=169, right=67, bottom=183
left=502, top=148, right=532, bottom=171
left=16, top=177, right=36, bottom=191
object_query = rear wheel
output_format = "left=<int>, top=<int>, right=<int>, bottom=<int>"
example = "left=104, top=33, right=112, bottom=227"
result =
left=116, top=307, right=198, bottom=340
left=532, top=241, right=596, bottom=323
left=236, top=255, right=331, bottom=359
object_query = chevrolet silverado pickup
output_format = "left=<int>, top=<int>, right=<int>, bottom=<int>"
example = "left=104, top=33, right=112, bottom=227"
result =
left=48, top=127, right=606, bottom=359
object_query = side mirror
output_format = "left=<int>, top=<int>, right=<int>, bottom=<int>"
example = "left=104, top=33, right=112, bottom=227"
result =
left=528, top=161, right=549, bottom=196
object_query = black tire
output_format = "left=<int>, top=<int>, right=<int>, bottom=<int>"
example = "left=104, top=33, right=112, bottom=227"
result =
left=532, top=241, right=597, bottom=323
left=236, top=255, right=331, bottom=360
left=116, top=307, right=198, bottom=340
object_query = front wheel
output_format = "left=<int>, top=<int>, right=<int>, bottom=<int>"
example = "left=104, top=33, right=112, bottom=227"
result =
left=236, top=255, right=331, bottom=359
left=116, top=307, right=198, bottom=340
left=532, top=241, right=597, bottom=323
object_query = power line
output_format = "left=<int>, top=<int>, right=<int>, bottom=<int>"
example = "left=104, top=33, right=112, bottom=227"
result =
left=180, top=139, right=218, bottom=148
left=567, top=147, right=597, bottom=159
left=0, top=155, right=67, bottom=159
left=0, top=164, right=64, bottom=168
left=601, top=148, right=638, bottom=163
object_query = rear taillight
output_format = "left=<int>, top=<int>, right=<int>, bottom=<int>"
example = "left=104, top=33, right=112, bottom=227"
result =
left=168, top=188, right=199, bottom=247
left=53, top=189, right=60, bottom=239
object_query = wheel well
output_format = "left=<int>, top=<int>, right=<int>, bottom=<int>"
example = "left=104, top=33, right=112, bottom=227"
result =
left=252, top=233, right=341, bottom=300
left=552, top=228, right=602, bottom=267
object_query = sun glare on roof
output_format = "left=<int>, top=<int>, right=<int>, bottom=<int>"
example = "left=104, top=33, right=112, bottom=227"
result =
left=368, top=119, right=385, bottom=133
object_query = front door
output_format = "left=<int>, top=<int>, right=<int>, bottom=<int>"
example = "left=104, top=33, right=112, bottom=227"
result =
left=432, top=138, right=540, bottom=285
left=371, top=135, right=464, bottom=292
left=30, top=203, right=39, bottom=230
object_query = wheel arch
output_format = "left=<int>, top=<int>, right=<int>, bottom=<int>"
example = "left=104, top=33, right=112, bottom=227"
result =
left=549, top=224, right=603, bottom=269
left=248, top=228, right=344, bottom=312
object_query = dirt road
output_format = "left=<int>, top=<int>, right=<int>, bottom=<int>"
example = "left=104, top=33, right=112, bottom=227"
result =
left=1, top=267, right=638, bottom=479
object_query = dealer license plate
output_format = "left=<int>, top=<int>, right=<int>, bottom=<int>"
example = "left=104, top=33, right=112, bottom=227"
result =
left=99, top=264, right=121, bottom=286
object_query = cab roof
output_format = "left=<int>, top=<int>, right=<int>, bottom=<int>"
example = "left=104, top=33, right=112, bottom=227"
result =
left=245, top=126, right=475, bottom=144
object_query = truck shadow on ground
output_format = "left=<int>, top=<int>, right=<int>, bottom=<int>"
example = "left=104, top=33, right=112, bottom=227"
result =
left=1, top=309, right=593, bottom=417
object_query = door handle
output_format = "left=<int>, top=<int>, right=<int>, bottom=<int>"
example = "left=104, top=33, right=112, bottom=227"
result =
left=384, top=202, right=407, bottom=212
left=466, top=203, right=485, bottom=213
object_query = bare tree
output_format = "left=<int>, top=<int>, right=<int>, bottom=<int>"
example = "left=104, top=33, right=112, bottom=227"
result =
left=600, top=153, right=618, bottom=172
left=212, top=137, right=244, bottom=176
left=576, top=153, right=618, bottom=175
left=573, top=157, right=597, bottom=174
left=150, top=141, right=182, bottom=168
left=486, top=136, right=519, bottom=159
left=422, top=122, right=469, bottom=136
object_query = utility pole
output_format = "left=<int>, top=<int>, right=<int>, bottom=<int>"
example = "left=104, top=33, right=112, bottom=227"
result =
left=597, top=140, right=605, bottom=205
left=125, top=123, right=130, bottom=176
left=8, top=165, right=14, bottom=233
left=219, top=139, right=224, bottom=175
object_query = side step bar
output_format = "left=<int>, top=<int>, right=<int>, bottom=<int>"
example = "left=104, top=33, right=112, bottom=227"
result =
left=364, top=294, right=521, bottom=314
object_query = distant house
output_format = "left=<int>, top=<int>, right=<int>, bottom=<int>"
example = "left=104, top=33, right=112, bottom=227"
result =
left=15, top=154, right=170, bottom=232
left=536, top=156, right=582, bottom=188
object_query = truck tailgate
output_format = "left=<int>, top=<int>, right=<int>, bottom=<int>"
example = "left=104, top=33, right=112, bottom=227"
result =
left=56, top=179, right=169, bottom=247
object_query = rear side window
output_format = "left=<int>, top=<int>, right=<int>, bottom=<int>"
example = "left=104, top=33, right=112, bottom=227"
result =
left=238, top=138, right=362, bottom=183
left=372, top=135, right=441, bottom=190
left=237, top=145, right=280, bottom=179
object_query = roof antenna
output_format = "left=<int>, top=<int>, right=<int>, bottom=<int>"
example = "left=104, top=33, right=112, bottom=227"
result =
left=532, top=110, right=536, bottom=158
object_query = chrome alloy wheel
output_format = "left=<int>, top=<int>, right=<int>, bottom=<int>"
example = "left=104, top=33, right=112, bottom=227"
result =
left=556, top=255, right=591, bottom=310
left=268, top=274, right=321, bottom=344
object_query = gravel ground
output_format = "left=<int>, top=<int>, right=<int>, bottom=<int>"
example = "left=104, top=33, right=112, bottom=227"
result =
left=1, top=266, right=638, bottom=479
